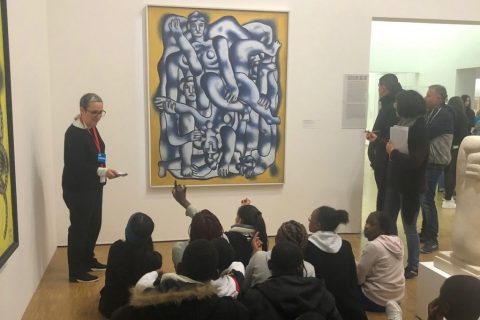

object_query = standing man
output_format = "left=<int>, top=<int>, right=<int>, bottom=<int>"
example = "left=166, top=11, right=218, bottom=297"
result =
left=62, top=93, right=120, bottom=282
left=367, top=74, right=401, bottom=210
left=420, top=85, right=454, bottom=254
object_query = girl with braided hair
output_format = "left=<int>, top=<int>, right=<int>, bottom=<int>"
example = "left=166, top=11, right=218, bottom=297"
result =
left=243, top=220, right=315, bottom=288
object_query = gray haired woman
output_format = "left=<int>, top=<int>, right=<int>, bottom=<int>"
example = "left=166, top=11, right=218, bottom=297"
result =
left=62, top=93, right=120, bottom=282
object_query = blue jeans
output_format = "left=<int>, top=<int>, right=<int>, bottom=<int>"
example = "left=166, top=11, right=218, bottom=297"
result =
left=420, top=165, right=444, bottom=245
left=384, top=188, right=420, bottom=271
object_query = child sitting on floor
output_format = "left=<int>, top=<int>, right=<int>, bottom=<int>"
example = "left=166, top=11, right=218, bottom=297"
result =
left=98, top=212, right=162, bottom=318
left=358, top=211, right=404, bottom=320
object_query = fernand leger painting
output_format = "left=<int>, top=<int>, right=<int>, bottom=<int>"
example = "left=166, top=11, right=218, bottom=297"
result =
left=0, top=0, right=18, bottom=268
left=147, top=6, right=288, bottom=186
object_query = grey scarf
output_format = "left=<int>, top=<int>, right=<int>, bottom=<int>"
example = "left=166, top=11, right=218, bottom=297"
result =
left=397, top=115, right=422, bottom=127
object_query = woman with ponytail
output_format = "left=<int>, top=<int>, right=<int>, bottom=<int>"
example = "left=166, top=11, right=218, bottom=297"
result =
left=305, top=206, right=367, bottom=320
left=224, top=204, right=269, bottom=266
left=99, top=212, right=162, bottom=318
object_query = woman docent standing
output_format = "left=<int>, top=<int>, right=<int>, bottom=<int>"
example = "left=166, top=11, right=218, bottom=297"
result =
left=62, top=93, right=120, bottom=283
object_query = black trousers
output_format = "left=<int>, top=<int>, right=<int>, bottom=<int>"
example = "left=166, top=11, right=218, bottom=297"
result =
left=374, top=166, right=387, bottom=211
left=444, top=148, right=459, bottom=200
left=63, top=188, right=103, bottom=277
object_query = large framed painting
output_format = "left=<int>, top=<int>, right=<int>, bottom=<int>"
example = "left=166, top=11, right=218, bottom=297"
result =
left=0, top=0, right=18, bottom=268
left=147, top=6, right=288, bottom=186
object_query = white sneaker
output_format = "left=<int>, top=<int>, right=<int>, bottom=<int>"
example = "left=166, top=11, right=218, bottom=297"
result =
left=442, top=199, right=456, bottom=209
left=386, top=300, right=402, bottom=320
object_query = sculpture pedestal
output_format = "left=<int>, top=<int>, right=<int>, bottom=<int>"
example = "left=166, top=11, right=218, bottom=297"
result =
left=434, top=251, right=480, bottom=277
left=416, top=253, right=480, bottom=319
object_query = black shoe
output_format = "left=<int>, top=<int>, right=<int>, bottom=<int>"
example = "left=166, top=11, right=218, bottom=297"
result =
left=90, top=260, right=107, bottom=271
left=404, top=267, right=418, bottom=279
left=69, top=272, right=99, bottom=283
left=421, top=242, right=439, bottom=254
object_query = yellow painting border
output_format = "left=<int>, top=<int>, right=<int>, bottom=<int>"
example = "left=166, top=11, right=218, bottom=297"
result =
left=147, top=6, right=288, bottom=186
left=0, top=0, right=19, bottom=268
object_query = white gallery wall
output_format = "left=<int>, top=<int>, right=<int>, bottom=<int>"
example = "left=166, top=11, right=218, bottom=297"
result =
left=0, top=0, right=56, bottom=319
left=1, top=0, right=480, bottom=318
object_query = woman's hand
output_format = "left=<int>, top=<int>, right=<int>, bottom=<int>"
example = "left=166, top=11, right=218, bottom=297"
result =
left=386, top=141, right=395, bottom=155
left=365, top=131, right=377, bottom=142
left=172, top=180, right=190, bottom=209
left=106, top=169, right=119, bottom=179
left=241, top=198, right=251, bottom=206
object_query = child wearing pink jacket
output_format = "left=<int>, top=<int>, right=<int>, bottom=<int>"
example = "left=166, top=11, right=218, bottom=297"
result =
left=357, top=211, right=405, bottom=320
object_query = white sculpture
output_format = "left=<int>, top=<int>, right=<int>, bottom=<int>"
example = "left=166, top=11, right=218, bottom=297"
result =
left=451, top=136, right=480, bottom=266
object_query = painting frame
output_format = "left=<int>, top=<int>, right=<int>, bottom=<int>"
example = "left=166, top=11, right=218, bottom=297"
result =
left=0, top=0, right=19, bottom=268
left=146, top=5, right=288, bottom=187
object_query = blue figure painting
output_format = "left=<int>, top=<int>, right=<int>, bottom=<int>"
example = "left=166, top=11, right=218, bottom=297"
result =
left=147, top=7, right=287, bottom=186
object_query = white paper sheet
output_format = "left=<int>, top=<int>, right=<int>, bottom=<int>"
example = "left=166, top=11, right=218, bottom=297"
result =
left=390, top=125, right=409, bottom=154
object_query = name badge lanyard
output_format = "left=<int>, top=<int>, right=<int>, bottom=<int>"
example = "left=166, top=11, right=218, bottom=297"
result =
left=90, top=127, right=105, bottom=167
left=426, top=106, right=442, bottom=126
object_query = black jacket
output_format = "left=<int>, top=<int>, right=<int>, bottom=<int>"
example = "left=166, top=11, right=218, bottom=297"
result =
left=452, top=109, right=469, bottom=147
left=225, top=228, right=255, bottom=267
left=387, top=118, right=428, bottom=193
left=466, top=107, right=475, bottom=133
left=387, top=117, right=429, bottom=223
left=111, top=274, right=248, bottom=320
left=242, top=275, right=342, bottom=320
left=368, top=93, right=399, bottom=171
left=98, top=240, right=163, bottom=318
left=426, top=104, right=454, bottom=140
left=62, top=124, right=105, bottom=192
left=304, top=240, right=366, bottom=320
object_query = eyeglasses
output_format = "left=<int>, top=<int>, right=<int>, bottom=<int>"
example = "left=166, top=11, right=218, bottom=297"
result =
left=87, top=109, right=106, bottom=117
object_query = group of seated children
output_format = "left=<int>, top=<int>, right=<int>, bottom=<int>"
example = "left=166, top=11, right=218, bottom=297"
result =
left=96, top=182, right=480, bottom=320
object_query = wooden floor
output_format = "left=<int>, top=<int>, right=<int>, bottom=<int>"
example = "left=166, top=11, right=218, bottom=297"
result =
left=22, top=164, right=455, bottom=319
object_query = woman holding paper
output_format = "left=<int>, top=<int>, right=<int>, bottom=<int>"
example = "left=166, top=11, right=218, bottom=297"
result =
left=366, top=90, right=428, bottom=279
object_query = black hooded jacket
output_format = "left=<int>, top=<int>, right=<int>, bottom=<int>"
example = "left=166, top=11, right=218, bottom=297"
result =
left=368, top=93, right=399, bottom=170
left=241, top=275, right=342, bottom=320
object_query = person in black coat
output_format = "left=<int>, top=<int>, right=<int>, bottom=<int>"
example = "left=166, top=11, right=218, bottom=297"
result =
left=98, top=212, right=162, bottom=318
left=461, top=94, right=475, bottom=134
left=242, top=241, right=342, bottom=320
left=62, top=93, right=121, bottom=283
left=111, top=239, right=248, bottom=320
left=367, top=74, right=402, bottom=211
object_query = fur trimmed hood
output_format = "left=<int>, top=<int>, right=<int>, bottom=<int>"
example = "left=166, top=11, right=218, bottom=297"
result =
left=129, top=273, right=217, bottom=307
